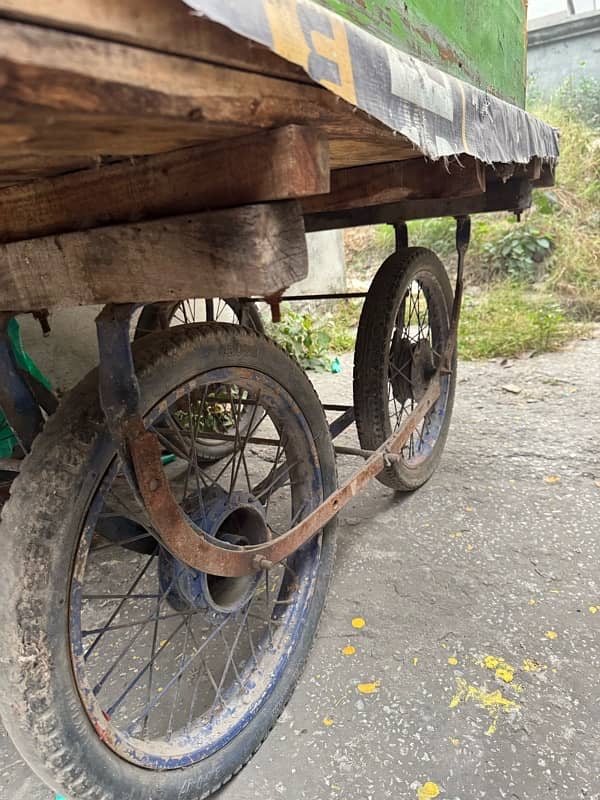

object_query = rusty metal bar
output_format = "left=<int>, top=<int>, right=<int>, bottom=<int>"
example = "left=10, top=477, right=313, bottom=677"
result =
left=128, top=374, right=441, bottom=577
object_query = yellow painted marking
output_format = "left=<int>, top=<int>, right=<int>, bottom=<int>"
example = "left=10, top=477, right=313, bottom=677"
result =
left=449, top=677, right=519, bottom=736
left=265, top=0, right=357, bottom=104
left=342, top=645, right=356, bottom=656
left=545, top=630, right=558, bottom=640
left=589, top=606, right=598, bottom=614
left=357, top=680, right=380, bottom=695
left=447, top=657, right=458, bottom=666
left=311, top=17, right=357, bottom=102
left=528, top=598, right=537, bottom=605
left=449, top=531, right=463, bottom=539
left=323, top=717, right=334, bottom=727
left=351, top=617, right=365, bottom=629
left=466, top=543, right=475, bottom=552
left=417, top=781, right=440, bottom=799
left=413, top=657, right=419, bottom=666
left=465, top=506, right=474, bottom=512
left=450, top=737, right=461, bottom=746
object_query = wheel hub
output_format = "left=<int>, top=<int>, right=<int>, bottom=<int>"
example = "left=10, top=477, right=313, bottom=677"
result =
left=390, top=335, right=436, bottom=403
left=159, top=485, right=269, bottom=615
left=410, top=339, right=436, bottom=402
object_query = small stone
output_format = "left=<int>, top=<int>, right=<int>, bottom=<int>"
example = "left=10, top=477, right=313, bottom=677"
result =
left=501, top=384, right=522, bottom=394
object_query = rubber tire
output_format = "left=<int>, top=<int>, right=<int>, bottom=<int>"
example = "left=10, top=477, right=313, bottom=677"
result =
left=134, top=298, right=264, bottom=340
left=353, top=247, right=456, bottom=491
left=0, top=323, right=336, bottom=800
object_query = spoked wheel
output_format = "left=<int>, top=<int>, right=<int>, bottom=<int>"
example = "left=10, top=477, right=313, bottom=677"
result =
left=0, top=324, right=336, bottom=800
left=135, top=299, right=264, bottom=464
left=135, top=297, right=264, bottom=338
left=353, top=247, right=456, bottom=491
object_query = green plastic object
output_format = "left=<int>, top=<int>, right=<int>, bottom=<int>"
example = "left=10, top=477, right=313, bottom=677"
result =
left=0, top=319, right=52, bottom=458
left=314, top=0, right=527, bottom=106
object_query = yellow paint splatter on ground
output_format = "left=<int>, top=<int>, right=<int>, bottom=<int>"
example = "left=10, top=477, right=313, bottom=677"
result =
left=483, top=655, right=502, bottom=669
left=413, top=657, right=419, bottom=666
left=449, top=677, right=519, bottom=736
left=342, top=645, right=356, bottom=656
left=357, top=680, right=380, bottom=695
left=544, top=475, right=561, bottom=484
left=351, top=617, right=365, bottom=629
left=466, top=543, right=475, bottom=552
left=495, top=665, right=514, bottom=683
left=528, top=598, right=537, bottom=605
left=545, top=630, right=558, bottom=640
left=465, top=506, right=474, bottom=512
left=549, top=588, right=561, bottom=594
left=480, top=654, right=516, bottom=683
left=449, top=531, right=463, bottom=539
left=322, top=717, right=334, bottom=727
left=522, top=658, right=546, bottom=672
left=447, top=657, right=458, bottom=666
left=417, top=781, right=440, bottom=800
left=450, top=737, right=461, bottom=746
left=589, top=606, right=598, bottom=614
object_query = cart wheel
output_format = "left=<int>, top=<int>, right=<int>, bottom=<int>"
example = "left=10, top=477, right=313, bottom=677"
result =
left=135, top=297, right=264, bottom=338
left=135, top=299, right=264, bottom=465
left=0, top=324, right=336, bottom=800
left=353, top=247, right=456, bottom=491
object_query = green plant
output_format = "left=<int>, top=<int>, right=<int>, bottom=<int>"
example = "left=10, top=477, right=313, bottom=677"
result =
left=480, top=225, right=553, bottom=282
left=267, top=306, right=332, bottom=370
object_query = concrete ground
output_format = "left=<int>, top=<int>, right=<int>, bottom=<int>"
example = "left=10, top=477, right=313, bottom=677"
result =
left=1, top=333, right=599, bottom=800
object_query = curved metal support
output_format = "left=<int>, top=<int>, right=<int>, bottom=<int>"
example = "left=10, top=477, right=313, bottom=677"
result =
left=96, top=215, right=468, bottom=578
left=128, top=379, right=440, bottom=577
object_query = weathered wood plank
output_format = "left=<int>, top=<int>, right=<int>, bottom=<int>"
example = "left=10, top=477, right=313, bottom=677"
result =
left=0, top=202, right=308, bottom=312
left=0, top=126, right=329, bottom=244
left=302, top=156, right=486, bottom=215
left=0, top=19, right=416, bottom=182
left=304, top=178, right=532, bottom=231
left=0, top=0, right=309, bottom=83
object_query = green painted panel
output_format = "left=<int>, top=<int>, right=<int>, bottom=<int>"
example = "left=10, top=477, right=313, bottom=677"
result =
left=314, top=0, right=527, bottom=107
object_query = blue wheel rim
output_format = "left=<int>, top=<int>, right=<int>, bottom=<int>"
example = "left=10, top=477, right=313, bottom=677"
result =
left=69, top=365, right=324, bottom=769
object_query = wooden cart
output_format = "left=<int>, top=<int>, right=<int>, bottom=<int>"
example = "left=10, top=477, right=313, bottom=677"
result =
left=0, top=2, right=559, bottom=798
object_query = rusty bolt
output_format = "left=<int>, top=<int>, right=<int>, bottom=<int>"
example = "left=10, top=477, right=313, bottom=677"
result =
left=252, top=555, right=273, bottom=571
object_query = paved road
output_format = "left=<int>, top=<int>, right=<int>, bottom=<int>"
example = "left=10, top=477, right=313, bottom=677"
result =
left=1, top=334, right=599, bottom=800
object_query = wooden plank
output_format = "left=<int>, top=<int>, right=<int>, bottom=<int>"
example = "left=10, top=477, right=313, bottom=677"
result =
left=0, top=19, right=417, bottom=182
left=0, top=202, right=308, bottom=312
left=0, top=0, right=309, bottom=83
left=0, top=126, right=329, bottom=244
left=304, top=178, right=533, bottom=231
left=302, top=156, right=486, bottom=215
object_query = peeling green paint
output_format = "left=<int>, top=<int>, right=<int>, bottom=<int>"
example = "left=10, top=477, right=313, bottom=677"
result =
left=314, top=0, right=527, bottom=106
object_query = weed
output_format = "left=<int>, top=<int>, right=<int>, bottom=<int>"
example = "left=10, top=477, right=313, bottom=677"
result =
left=266, top=305, right=332, bottom=370
left=458, top=284, right=576, bottom=360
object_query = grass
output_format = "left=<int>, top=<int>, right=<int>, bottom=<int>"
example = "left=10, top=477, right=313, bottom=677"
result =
left=458, top=284, right=575, bottom=360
